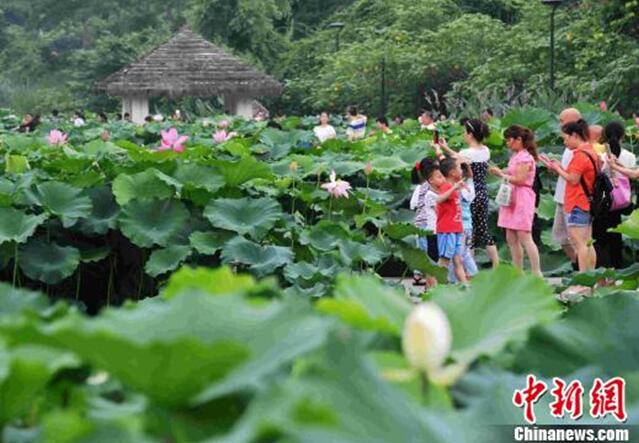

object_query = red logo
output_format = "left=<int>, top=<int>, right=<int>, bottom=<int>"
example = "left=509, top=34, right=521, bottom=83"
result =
left=590, top=377, right=627, bottom=422
left=513, top=375, right=548, bottom=424
left=513, top=375, right=626, bottom=424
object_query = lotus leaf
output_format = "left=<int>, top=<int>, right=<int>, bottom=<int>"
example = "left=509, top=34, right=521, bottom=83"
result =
left=145, top=245, right=192, bottom=277
left=0, top=208, right=47, bottom=244
left=118, top=199, right=189, bottom=248
left=221, top=237, right=293, bottom=276
left=30, top=181, right=92, bottom=228
left=430, top=266, right=561, bottom=365
left=204, top=197, right=282, bottom=240
left=19, top=240, right=80, bottom=284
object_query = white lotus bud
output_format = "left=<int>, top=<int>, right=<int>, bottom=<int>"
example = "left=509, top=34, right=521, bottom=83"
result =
left=402, top=303, right=452, bottom=374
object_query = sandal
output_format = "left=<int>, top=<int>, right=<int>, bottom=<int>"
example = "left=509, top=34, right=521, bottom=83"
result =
left=413, top=275, right=427, bottom=286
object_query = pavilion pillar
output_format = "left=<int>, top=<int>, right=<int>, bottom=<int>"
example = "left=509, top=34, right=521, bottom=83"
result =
left=122, top=95, right=149, bottom=124
left=130, top=95, right=149, bottom=124
left=224, top=94, right=253, bottom=119
left=122, top=97, right=132, bottom=119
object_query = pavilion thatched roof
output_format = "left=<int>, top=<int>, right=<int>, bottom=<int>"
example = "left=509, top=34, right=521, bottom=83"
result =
left=95, top=27, right=283, bottom=98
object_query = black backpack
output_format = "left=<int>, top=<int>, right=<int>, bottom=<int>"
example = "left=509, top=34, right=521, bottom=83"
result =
left=576, top=151, right=612, bottom=218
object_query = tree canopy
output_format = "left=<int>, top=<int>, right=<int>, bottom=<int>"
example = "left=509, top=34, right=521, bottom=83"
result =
left=0, top=0, right=637, bottom=116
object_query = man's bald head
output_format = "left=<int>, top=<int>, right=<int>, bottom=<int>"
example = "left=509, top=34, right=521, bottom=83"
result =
left=589, top=125, right=603, bottom=143
left=559, top=108, right=582, bottom=126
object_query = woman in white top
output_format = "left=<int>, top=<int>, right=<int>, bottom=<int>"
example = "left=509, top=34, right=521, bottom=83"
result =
left=345, top=106, right=367, bottom=141
left=313, top=112, right=337, bottom=144
left=595, top=121, right=636, bottom=268
left=438, top=118, right=500, bottom=268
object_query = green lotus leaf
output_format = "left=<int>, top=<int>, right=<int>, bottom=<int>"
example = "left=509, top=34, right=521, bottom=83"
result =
left=221, top=237, right=293, bottom=276
left=283, top=258, right=339, bottom=284
left=189, top=230, right=234, bottom=255
left=0, top=345, right=80, bottom=425
left=145, top=245, right=192, bottom=277
left=216, top=332, right=469, bottom=443
left=298, top=221, right=351, bottom=251
left=112, top=169, right=174, bottom=206
left=501, top=107, right=555, bottom=131
left=514, top=294, right=639, bottom=376
left=536, top=193, right=556, bottom=221
left=76, top=186, right=120, bottom=235
left=152, top=169, right=183, bottom=193
left=430, top=266, right=561, bottom=366
left=316, top=274, right=411, bottom=335
left=0, top=283, right=48, bottom=319
left=173, top=164, right=225, bottom=193
left=338, top=239, right=389, bottom=265
left=5, top=154, right=30, bottom=174
left=610, top=208, right=639, bottom=239
left=0, top=208, right=47, bottom=244
left=161, top=266, right=258, bottom=299
left=204, top=197, right=282, bottom=240
left=371, top=156, right=409, bottom=173
left=118, top=199, right=189, bottom=248
left=210, top=156, right=273, bottom=187
left=31, top=181, right=92, bottom=228
left=399, top=245, right=448, bottom=283
left=79, top=246, right=111, bottom=263
left=19, top=239, right=80, bottom=284
left=19, top=293, right=328, bottom=408
left=384, top=223, right=430, bottom=240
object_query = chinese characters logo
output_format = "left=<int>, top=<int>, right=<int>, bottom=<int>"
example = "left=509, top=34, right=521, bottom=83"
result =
left=513, top=375, right=626, bottom=424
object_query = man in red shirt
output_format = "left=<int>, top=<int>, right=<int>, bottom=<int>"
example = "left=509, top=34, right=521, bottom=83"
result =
left=426, top=160, right=467, bottom=284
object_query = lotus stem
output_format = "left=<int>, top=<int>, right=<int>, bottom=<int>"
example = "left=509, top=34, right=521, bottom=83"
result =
left=12, top=243, right=18, bottom=287
left=75, top=267, right=81, bottom=301
left=137, top=250, right=146, bottom=301
left=106, top=255, right=115, bottom=307
left=327, top=196, right=333, bottom=221
left=420, top=372, right=430, bottom=402
left=291, top=178, right=297, bottom=215
left=362, top=175, right=370, bottom=215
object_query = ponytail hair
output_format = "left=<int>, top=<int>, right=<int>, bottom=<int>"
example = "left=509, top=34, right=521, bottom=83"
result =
left=604, top=120, right=625, bottom=157
left=411, top=157, right=437, bottom=184
left=561, top=119, right=590, bottom=142
left=504, top=125, right=538, bottom=160
left=462, top=118, right=490, bottom=143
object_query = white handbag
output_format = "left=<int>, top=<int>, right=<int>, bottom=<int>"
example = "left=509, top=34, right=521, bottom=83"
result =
left=496, top=179, right=513, bottom=207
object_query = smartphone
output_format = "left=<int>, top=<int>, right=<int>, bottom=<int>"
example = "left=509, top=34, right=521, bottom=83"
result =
left=433, top=131, right=439, bottom=144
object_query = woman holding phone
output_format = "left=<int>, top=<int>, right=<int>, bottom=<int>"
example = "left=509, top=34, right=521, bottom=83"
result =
left=437, top=118, right=500, bottom=268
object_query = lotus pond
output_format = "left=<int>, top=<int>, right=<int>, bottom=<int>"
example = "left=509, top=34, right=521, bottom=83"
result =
left=0, top=106, right=638, bottom=442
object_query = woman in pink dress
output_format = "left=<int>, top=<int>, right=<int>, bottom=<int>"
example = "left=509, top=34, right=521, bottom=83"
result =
left=489, top=125, right=541, bottom=276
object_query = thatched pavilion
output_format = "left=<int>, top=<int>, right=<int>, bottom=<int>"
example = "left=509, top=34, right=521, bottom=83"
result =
left=96, top=27, right=282, bottom=123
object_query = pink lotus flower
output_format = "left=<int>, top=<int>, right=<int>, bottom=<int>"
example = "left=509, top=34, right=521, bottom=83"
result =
left=213, top=130, right=229, bottom=144
left=158, top=128, right=188, bottom=153
left=321, top=170, right=351, bottom=199
left=635, top=117, right=639, bottom=128
left=213, top=130, right=237, bottom=144
left=48, top=129, right=68, bottom=145
left=218, top=120, right=230, bottom=129
left=599, top=101, right=608, bottom=112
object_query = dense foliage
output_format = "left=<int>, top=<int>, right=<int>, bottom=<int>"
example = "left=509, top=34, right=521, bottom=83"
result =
left=1, top=106, right=639, bottom=440
left=1, top=0, right=638, bottom=116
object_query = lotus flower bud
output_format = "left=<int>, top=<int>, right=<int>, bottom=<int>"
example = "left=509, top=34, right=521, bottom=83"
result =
left=364, top=162, right=373, bottom=176
left=100, top=130, right=110, bottom=142
left=289, top=161, right=298, bottom=173
left=218, top=119, right=230, bottom=129
left=213, top=130, right=229, bottom=144
left=402, top=303, right=452, bottom=374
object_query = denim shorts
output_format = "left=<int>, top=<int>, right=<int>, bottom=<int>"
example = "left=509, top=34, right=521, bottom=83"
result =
left=437, top=233, right=463, bottom=260
left=565, top=207, right=592, bottom=227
